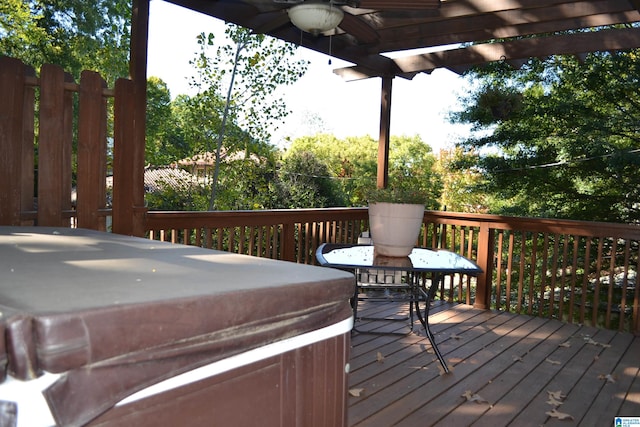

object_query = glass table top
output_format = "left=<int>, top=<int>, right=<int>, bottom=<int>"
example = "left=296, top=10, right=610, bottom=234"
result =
left=317, top=244, right=482, bottom=274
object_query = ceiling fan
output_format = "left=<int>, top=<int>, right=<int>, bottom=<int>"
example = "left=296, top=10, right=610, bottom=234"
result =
left=270, top=0, right=440, bottom=39
left=272, top=0, right=352, bottom=36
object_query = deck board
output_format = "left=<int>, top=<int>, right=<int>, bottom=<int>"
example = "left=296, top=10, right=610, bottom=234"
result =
left=348, top=299, right=640, bottom=427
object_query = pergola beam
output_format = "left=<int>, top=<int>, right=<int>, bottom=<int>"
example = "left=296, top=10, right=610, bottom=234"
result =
left=336, top=26, right=640, bottom=79
left=115, top=0, right=148, bottom=236
left=377, top=76, right=392, bottom=189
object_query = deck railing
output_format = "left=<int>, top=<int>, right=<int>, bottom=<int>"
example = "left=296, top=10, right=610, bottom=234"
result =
left=146, top=209, right=640, bottom=334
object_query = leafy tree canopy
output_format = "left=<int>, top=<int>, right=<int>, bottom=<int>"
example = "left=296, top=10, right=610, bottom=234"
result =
left=1, top=0, right=131, bottom=84
left=286, top=134, right=442, bottom=209
left=185, top=25, right=308, bottom=209
left=451, top=50, right=640, bottom=223
left=146, top=77, right=191, bottom=166
left=276, top=150, right=346, bottom=208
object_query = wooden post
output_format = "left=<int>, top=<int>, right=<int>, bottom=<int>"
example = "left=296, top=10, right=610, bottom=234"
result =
left=377, top=76, right=392, bottom=189
left=77, top=71, right=108, bottom=230
left=474, top=223, right=495, bottom=309
left=0, top=57, right=26, bottom=225
left=112, top=78, right=136, bottom=235
left=129, top=0, right=149, bottom=236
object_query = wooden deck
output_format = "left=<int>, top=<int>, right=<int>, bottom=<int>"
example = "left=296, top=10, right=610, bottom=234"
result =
left=348, top=296, right=640, bottom=427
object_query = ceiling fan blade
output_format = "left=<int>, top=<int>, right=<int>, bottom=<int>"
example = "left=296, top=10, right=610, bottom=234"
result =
left=339, top=12, right=379, bottom=44
left=357, top=0, right=440, bottom=10
left=252, top=10, right=291, bottom=34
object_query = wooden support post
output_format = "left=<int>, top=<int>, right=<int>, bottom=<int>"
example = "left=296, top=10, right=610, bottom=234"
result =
left=377, top=76, right=392, bottom=189
left=474, top=223, right=495, bottom=309
left=119, top=0, right=149, bottom=236
left=112, top=78, right=136, bottom=235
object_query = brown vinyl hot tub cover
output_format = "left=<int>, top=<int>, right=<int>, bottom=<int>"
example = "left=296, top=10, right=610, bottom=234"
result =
left=0, top=227, right=354, bottom=427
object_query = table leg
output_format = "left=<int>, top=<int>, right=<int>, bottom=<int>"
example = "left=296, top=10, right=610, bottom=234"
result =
left=414, top=272, right=449, bottom=373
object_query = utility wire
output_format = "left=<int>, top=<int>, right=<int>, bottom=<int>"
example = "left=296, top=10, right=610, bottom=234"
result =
left=494, top=147, right=640, bottom=173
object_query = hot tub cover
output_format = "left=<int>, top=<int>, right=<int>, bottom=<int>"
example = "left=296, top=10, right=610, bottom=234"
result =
left=0, top=227, right=354, bottom=426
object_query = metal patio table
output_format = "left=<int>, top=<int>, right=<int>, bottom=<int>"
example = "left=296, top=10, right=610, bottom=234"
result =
left=316, top=243, right=483, bottom=373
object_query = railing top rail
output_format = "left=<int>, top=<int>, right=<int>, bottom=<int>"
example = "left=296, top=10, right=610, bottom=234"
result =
left=145, top=207, right=369, bottom=229
left=425, top=211, right=640, bottom=239
left=147, top=208, right=640, bottom=240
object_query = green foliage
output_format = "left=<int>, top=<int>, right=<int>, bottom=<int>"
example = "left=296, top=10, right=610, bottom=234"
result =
left=190, top=26, right=308, bottom=143
left=365, top=186, right=428, bottom=205
left=435, top=147, right=487, bottom=213
left=285, top=134, right=442, bottom=209
left=185, top=24, right=308, bottom=209
left=276, top=151, right=346, bottom=208
left=146, top=77, right=190, bottom=165
left=1, top=0, right=130, bottom=84
left=452, top=50, right=640, bottom=223
left=144, top=181, right=209, bottom=211
left=215, top=148, right=282, bottom=210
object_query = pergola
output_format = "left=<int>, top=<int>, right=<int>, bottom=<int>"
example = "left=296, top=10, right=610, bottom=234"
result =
left=129, top=0, right=640, bottom=186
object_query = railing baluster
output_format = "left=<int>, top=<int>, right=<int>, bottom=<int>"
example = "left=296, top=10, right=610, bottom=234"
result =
left=619, top=240, right=631, bottom=331
left=557, top=234, right=570, bottom=322
left=271, top=225, right=278, bottom=259
left=217, top=228, right=224, bottom=251
left=593, top=238, right=604, bottom=327
left=495, top=230, right=504, bottom=311
left=580, top=239, right=592, bottom=325
left=539, top=233, right=550, bottom=318
left=205, top=228, right=213, bottom=249
left=517, top=232, right=526, bottom=313
left=605, top=238, right=617, bottom=329
left=505, top=232, right=515, bottom=312
left=634, top=244, right=640, bottom=334
left=527, top=233, right=538, bottom=315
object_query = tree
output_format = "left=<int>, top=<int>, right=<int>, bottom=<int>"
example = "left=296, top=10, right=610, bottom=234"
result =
left=451, top=51, right=640, bottom=223
left=434, top=147, right=487, bottom=213
left=145, top=77, right=190, bottom=166
left=188, top=25, right=308, bottom=210
left=287, top=134, right=442, bottom=208
left=286, top=134, right=375, bottom=205
left=1, top=0, right=131, bottom=84
left=215, top=144, right=282, bottom=210
left=277, top=151, right=346, bottom=208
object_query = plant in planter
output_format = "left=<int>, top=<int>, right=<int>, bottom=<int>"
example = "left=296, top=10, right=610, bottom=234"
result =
left=366, top=186, right=426, bottom=257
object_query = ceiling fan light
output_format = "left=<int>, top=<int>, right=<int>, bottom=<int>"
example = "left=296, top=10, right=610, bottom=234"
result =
left=288, top=3, right=344, bottom=36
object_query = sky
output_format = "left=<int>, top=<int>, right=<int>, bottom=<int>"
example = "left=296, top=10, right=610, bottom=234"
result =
left=146, top=0, right=472, bottom=152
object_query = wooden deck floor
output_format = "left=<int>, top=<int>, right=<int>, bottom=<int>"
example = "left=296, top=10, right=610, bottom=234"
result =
left=348, top=296, right=640, bottom=427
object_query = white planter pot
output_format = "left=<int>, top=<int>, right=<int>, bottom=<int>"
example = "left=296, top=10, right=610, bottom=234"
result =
left=368, top=202, right=425, bottom=257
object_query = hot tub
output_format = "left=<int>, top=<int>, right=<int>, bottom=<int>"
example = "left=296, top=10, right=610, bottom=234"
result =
left=0, top=227, right=354, bottom=427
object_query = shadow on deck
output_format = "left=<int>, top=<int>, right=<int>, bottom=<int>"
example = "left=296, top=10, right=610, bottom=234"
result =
left=348, top=297, right=640, bottom=426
